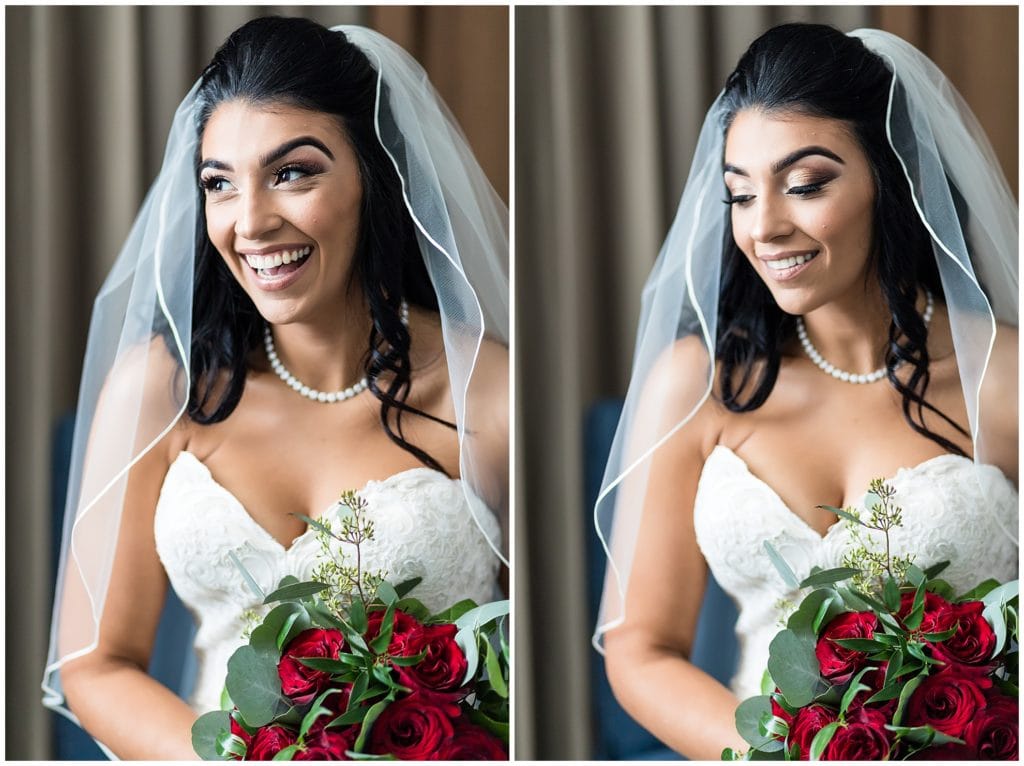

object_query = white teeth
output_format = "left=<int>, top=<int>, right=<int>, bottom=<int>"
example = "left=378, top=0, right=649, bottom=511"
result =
left=766, top=252, right=816, bottom=271
left=243, top=246, right=311, bottom=271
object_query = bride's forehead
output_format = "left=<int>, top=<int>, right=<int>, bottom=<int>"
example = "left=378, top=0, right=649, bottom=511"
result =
left=200, top=100, right=346, bottom=155
left=724, top=109, right=858, bottom=164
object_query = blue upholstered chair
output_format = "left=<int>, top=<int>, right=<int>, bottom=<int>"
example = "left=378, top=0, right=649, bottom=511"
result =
left=50, top=413, right=197, bottom=760
left=584, top=399, right=739, bottom=760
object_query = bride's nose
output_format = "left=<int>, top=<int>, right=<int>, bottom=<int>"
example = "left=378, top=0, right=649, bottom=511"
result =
left=234, top=188, right=283, bottom=240
left=749, top=195, right=793, bottom=243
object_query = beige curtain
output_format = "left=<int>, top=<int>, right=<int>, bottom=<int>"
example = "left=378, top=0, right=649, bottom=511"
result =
left=5, top=6, right=506, bottom=760
left=514, top=5, right=1016, bottom=759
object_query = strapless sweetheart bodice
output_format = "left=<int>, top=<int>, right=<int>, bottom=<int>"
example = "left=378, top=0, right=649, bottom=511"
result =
left=153, top=451, right=501, bottom=713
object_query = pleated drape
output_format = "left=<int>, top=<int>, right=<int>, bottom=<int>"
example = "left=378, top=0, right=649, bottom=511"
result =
left=5, top=7, right=506, bottom=759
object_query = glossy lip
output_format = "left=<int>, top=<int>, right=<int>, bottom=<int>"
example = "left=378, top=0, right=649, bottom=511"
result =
left=758, top=249, right=820, bottom=282
left=241, top=245, right=315, bottom=293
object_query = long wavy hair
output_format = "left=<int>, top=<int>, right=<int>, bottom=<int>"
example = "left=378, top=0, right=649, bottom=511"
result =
left=716, top=22, right=968, bottom=455
left=189, top=16, right=453, bottom=472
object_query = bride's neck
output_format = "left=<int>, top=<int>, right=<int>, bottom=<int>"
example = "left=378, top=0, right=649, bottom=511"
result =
left=798, top=285, right=893, bottom=373
left=267, top=294, right=373, bottom=391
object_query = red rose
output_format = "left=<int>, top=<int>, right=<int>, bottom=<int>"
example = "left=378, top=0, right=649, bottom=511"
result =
left=965, top=694, right=1018, bottom=760
left=278, top=628, right=346, bottom=704
left=436, top=719, right=508, bottom=760
left=365, top=609, right=422, bottom=656
left=815, top=612, right=878, bottom=684
left=824, top=706, right=892, bottom=760
left=787, top=705, right=838, bottom=760
left=394, top=623, right=469, bottom=698
left=909, top=742, right=975, bottom=759
left=899, top=591, right=954, bottom=634
left=368, top=696, right=456, bottom=760
left=931, top=601, right=997, bottom=668
left=247, top=725, right=298, bottom=760
left=295, top=726, right=359, bottom=761
left=906, top=669, right=990, bottom=737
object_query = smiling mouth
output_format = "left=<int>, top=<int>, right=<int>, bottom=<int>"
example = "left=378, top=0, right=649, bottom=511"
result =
left=243, top=246, right=312, bottom=279
left=763, top=251, right=819, bottom=271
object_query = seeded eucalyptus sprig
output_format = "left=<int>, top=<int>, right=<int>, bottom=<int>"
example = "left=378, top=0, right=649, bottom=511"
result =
left=820, top=478, right=914, bottom=600
left=298, top=490, right=387, bottom=613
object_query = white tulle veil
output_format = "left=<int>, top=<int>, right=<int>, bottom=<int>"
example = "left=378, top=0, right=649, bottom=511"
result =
left=43, top=22, right=508, bottom=738
left=594, top=28, right=1017, bottom=649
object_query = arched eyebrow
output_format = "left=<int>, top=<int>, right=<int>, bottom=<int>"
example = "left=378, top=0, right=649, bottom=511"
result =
left=199, top=136, right=335, bottom=173
left=723, top=145, right=845, bottom=177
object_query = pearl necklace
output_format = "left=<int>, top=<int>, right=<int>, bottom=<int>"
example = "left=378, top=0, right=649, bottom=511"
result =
left=263, top=301, right=410, bottom=403
left=796, top=291, right=934, bottom=385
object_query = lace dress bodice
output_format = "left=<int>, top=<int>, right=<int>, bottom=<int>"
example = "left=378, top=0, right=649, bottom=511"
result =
left=693, top=445, right=1018, bottom=701
left=154, top=451, right=501, bottom=713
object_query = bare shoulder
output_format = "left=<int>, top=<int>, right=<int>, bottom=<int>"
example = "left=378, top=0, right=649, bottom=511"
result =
left=635, top=335, right=725, bottom=456
left=97, top=334, right=192, bottom=459
left=978, top=321, right=1018, bottom=481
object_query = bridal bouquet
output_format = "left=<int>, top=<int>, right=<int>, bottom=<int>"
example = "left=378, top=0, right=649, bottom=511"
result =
left=192, top=491, right=509, bottom=761
left=727, top=480, right=1018, bottom=761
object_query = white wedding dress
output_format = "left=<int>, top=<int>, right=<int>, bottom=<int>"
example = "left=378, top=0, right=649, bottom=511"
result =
left=153, top=451, right=501, bottom=714
left=693, top=445, right=1018, bottom=701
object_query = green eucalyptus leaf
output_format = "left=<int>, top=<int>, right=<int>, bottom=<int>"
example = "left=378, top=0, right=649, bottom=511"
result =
left=192, top=710, right=232, bottom=760
left=984, top=601, right=1009, bottom=657
left=865, top=682, right=902, bottom=705
left=250, top=603, right=301, bottom=653
left=263, top=581, right=329, bottom=604
left=833, top=638, right=888, bottom=652
left=369, top=602, right=397, bottom=655
left=763, top=541, right=800, bottom=590
left=809, top=721, right=840, bottom=761
left=349, top=598, right=368, bottom=635
left=228, top=551, right=266, bottom=601
left=767, top=630, right=821, bottom=708
left=892, top=673, right=925, bottom=725
left=271, top=743, right=302, bottom=761
left=376, top=581, right=400, bottom=606
left=393, top=577, right=423, bottom=599
left=905, top=564, right=926, bottom=587
left=920, top=627, right=957, bottom=642
left=299, top=688, right=342, bottom=739
left=484, top=638, right=508, bottom=698
left=457, top=627, right=482, bottom=685
left=902, top=582, right=927, bottom=631
left=297, top=657, right=356, bottom=673
left=905, top=642, right=943, bottom=666
left=839, top=666, right=873, bottom=714
left=348, top=671, right=369, bottom=712
left=346, top=752, right=397, bottom=761
left=394, top=598, right=431, bottom=622
left=339, top=617, right=370, bottom=654
left=735, top=695, right=775, bottom=748
left=226, top=645, right=285, bottom=727
left=785, top=589, right=831, bottom=636
left=353, top=696, right=394, bottom=753
left=981, top=580, right=1019, bottom=608
left=328, top=704, right=373, bottom=728
left=818, top=504, right=864, bottom=526
left=467, top=707, right=510, bottom=741
left=454, top=599, right=510, bottom=632
left=215, top=732, right=248, bottom=760
left=922, top=561, right=951, bottom=580
left=292, top=512, right=336, bottom=539
left=862, top=491, right=882, bottom=511
left=884, top=724, right=965, bottom=747
left=883, top=577, right=900, bottom=612
left=388, top=650, right=428, bottom=667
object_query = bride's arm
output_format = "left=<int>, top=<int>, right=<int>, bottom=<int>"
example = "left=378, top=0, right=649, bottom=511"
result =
left=603, top=338, right=747, bottom=759
left=59, top=348, right=200, bottom=759
left=61, top=426, right=201, bottom=760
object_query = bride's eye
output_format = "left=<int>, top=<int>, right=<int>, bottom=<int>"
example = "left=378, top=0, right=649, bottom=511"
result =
left=274, top=163, right=321, bottom=185
left=200, top=175, right=233, bottom=194
left=724, top=193, right=754, bottom=206
left=786, top=174, right=834, bottom=197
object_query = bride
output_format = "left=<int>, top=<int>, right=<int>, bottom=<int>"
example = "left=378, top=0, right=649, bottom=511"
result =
left=43, top=17, right=508, bottom=760
left=595, top=23, right=1017, bottom=759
